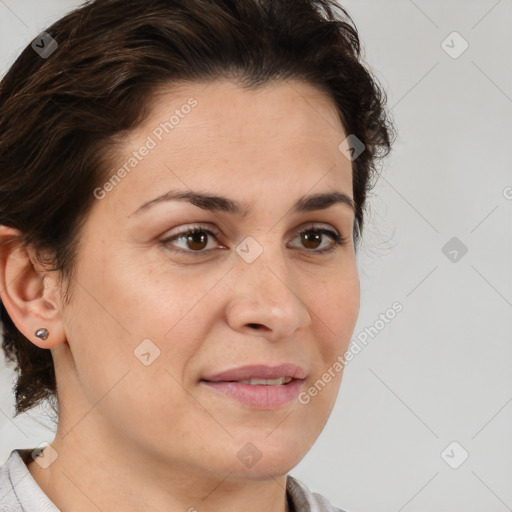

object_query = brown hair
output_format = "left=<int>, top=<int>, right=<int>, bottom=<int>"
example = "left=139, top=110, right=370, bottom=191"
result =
left=0, top=0, right=395, bottom=417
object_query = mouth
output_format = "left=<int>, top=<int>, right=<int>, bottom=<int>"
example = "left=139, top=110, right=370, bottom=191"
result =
left=237, top=376, right=294, bottom=385
left=200, top=364, right=307, bottom=409
left=201, top=363, right=307, bottom=382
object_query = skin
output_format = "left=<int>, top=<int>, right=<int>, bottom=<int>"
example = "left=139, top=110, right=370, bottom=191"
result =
left=0, top=78, right=360, bottom=512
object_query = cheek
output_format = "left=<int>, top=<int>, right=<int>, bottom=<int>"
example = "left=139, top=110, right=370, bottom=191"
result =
left=293, top=267, right=360, bottom=412
left=312, top=268, right=360, bottom=355
left=65, top=249, right=230, bottom=384
left=61, top=256, right=216, bottom=441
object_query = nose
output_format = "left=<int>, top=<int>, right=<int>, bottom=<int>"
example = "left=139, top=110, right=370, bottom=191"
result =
left=225, top=244, right=312, bottom=341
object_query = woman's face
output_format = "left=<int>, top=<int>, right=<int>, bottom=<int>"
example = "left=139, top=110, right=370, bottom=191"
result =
left=54, top=78, right=360, bottom=479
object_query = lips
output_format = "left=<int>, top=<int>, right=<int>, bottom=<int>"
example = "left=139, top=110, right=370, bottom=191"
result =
left=200, top=364, right=307, bottom=409
left=238, top=376, right=293, bottom=385
left=201, top=363, right=307, bottom=383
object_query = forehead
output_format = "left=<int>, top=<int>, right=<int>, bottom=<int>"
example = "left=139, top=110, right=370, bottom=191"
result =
left=138, top=77, right=345, bottom=143
left=97, top=78, right=353, bottom=218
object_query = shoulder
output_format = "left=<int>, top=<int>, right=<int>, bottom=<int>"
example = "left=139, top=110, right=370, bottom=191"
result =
left=286, top=474, right=349, bottom=512
left=0, top=449, right=25, bottom=511
left=0, top=448, right=60, bottom=511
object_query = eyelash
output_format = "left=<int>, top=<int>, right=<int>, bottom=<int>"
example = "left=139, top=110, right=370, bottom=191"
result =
left=159, top=223, right=349, bottom=256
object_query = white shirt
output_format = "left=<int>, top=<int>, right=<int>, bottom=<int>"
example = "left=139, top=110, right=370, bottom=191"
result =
left=0, top=448, right=347, bottom=512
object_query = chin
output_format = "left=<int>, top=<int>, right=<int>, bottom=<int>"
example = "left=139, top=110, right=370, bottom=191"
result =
left=222, top=456, right=303, bottom=481
left=216, top=430, right=312, bottom=479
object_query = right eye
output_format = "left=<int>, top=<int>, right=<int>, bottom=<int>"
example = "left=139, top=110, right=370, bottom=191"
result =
left=159, top=225, right=224, bottom=255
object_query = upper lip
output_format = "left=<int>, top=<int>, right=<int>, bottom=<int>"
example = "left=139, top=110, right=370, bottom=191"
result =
left=201, top=364, right=307, bottom=382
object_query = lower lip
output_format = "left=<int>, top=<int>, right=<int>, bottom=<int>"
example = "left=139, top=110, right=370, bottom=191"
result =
left=200, top=379, right=305, bottom=409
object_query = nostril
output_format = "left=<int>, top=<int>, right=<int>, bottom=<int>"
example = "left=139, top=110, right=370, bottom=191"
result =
left=248, top=323, right=261, bottom=329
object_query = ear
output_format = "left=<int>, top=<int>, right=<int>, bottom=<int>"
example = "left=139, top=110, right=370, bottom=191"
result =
left=0, top=225, right=66, bottom=349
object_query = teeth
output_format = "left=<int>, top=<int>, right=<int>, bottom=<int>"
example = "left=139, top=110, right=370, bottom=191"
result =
left=238, top=377, right=293, bottom=386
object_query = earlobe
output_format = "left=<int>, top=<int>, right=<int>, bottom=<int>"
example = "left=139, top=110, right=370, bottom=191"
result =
left=0, top=225, right=66, bottom=349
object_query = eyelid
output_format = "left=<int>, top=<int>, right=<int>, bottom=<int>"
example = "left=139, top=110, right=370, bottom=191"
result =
left=159, top=221, right=346, bottom=255
left=160, top=222, right=339, bottom=242
left=163, top=223, right=222, bottom=240
left=289, top=221, right=338, bottom=237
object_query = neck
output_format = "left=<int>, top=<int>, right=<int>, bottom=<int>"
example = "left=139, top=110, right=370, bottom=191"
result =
left=26, top=422, right=291, bottom=512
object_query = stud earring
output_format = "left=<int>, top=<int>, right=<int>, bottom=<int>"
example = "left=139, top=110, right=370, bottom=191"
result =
left=34, top=328, right=49, bottom=341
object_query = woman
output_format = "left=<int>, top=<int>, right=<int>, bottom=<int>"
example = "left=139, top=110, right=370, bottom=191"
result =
left=0, top=0, right=395, bottom=510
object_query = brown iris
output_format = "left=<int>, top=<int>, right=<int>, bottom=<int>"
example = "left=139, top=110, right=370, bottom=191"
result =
left=300, top=231, right=322, bottom=250
left=186, top=231, right=208, bottom=251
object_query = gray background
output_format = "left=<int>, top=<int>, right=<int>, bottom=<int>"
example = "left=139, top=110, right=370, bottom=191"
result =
left=1, top=1, right=511, bottom=511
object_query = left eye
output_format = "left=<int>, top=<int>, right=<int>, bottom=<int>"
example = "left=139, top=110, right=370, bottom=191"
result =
left=290, top=228, right=345, bottom=252
left=160, top=225, right=347, bottom=255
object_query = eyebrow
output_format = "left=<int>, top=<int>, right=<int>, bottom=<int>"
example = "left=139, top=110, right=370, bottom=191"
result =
left=130, top=188, right=356, bottom=218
